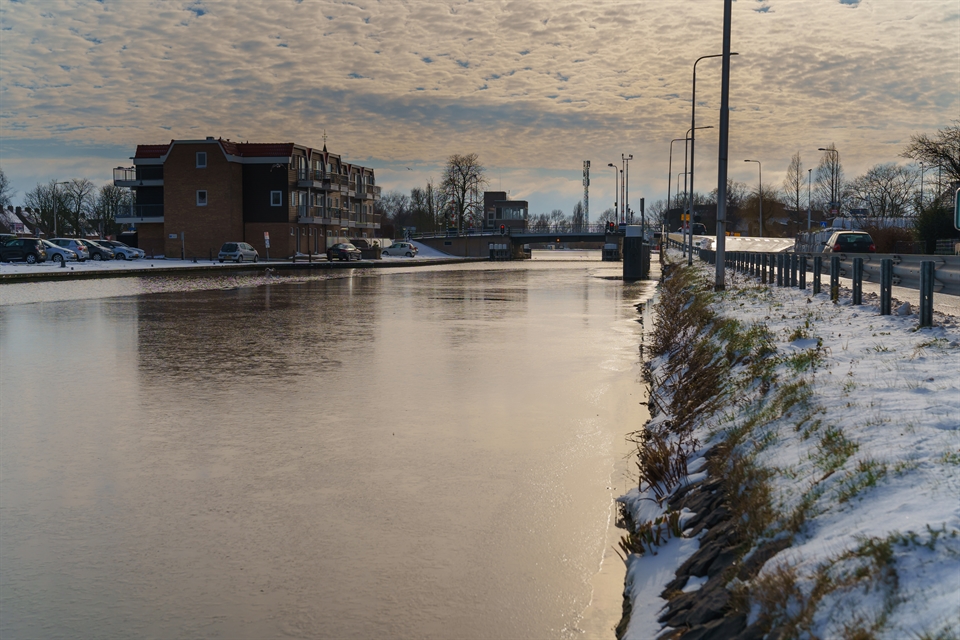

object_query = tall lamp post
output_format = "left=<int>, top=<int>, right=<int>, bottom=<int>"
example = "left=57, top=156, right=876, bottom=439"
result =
left=623, top=154, right=633, bottom=223
left=668, top=137, right=687, bottom=217
left=607, top=163, right=618, bottom=227
left=919, top=161, right=926, bottom=212
left=807, top=168, right=812, bottom=230
left=744, top=159, right=762, bottom=237
left=818, top=147, right=840, bottom=217
left=690, top=52, right=738, bottom=266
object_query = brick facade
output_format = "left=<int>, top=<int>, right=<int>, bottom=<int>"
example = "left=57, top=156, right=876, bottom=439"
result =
left=115, top=137, right=380, bottom=259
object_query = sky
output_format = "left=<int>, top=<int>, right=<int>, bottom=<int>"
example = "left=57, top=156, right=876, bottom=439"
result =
left=1, top=0, right=958, bottom=219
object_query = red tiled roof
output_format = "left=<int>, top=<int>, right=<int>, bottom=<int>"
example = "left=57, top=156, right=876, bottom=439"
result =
left=134, top=144, right=171, bottom=159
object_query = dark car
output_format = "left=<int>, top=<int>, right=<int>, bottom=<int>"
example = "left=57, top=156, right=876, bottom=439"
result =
left=0, top=237, right=47, bottom=264
left=81, top=238, right=115, bottom=261
left=823, top=231, right=876, bottom=253
left=327, top=242, right=362, bottom=261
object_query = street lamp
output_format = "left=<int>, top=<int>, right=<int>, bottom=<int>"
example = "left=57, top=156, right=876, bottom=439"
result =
left=744, top=159, right=762, bottom=237
left=807, top=168, right=812, bottom=230
left=623, top=153, right=633, bottom=224
left=678, top=126, right=714, bottom=257
left=919, top=161, right=927, bottom=212
left=818, top=147, right=840, bottom=216
left=690, top=52, right=738, bottom=265
left=607, top=163, right=618, bottom=228
left=51, top=180, right=70, bottom=237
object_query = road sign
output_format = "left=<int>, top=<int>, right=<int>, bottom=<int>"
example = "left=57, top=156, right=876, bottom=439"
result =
left=264, top=231, right=271, bottom=248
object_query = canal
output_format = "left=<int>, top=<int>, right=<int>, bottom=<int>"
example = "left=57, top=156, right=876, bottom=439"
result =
left=0, top=253, right=656, bottom=639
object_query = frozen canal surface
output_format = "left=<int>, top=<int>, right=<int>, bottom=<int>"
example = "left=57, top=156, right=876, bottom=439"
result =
left=1, top=253, right=655, bottom=639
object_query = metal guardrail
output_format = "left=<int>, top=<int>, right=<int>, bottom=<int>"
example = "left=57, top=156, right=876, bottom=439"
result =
left=667, top=237, right=960, bottom=297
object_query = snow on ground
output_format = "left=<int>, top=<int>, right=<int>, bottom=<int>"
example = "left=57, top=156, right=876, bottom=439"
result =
left=620, top=255, right=960, bottom=639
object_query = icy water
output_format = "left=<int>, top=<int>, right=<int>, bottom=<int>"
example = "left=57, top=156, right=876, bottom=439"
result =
left=0, top=253, right=656, bottom=639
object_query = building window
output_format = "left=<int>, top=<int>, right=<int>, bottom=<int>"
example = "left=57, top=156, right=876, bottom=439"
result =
left=271, top=191, right=282, bottom=207
left=196, top=152, right=206, bottom=168
left=197, top=190, right=207, bottom=206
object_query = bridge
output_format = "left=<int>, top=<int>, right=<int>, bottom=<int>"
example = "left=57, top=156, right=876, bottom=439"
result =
left=411, top=224, right=627, bottom=258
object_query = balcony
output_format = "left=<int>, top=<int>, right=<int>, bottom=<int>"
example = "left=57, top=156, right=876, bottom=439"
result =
left=113, top=167, right=163, bottom=188
left=115, top=204, right=164, bottom=224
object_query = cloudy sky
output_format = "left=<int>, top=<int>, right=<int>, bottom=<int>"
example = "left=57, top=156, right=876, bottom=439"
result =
left=1, top=0, right=957, bottom=218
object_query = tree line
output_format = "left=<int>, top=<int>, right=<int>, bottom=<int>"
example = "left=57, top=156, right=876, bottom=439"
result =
left=0, top=170, right=131, bottom=238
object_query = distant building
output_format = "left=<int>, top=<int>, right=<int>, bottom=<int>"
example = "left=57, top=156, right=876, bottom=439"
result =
left=483, top=191, right=528, bottom=232
left=113, top=137, right=381, bottom=258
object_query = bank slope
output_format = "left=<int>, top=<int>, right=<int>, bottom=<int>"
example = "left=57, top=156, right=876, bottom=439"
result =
left=618, top=260, right=960, bottom=640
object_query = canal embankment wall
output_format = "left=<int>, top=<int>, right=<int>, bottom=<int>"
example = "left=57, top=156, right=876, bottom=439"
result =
left=616, top=257, right=960, bottom=640
left=0, top=257, right=488, bottom=284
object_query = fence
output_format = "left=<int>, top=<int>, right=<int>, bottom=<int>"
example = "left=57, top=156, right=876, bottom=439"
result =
left=705, top=249, right=959, bottom=328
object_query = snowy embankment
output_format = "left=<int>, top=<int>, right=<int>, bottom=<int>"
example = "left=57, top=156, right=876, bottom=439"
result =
left=617, top=257, right=959, bottom=639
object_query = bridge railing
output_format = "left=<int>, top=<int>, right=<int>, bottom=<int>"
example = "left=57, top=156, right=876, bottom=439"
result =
left=408, top=223, right=616, bottom=240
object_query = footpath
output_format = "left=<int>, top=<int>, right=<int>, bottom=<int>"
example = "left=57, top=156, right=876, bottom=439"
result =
left=616, top=255, right=960, bottom=639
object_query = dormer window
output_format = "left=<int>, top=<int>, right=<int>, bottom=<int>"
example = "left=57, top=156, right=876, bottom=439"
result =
left=196, top=152, right=207, bottom=168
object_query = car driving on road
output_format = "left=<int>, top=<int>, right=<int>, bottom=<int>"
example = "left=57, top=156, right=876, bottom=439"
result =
left=822, top=231, right=876, bottom=253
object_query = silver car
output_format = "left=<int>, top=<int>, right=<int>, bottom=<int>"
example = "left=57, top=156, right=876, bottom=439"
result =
left=40, top=239, right=79, bottom=265
left=218, top=242, right=259, bottom=263
left=50, top=238, right=90, bottom=261
left=382, top=241, right=419, bottom=257
left=98, top=239, right=145, bottom=260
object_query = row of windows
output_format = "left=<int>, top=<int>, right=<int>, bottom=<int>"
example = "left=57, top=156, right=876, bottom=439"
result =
left=195, top=189, right=367, bottom=214
left=194, top=152, right=373, bottom=186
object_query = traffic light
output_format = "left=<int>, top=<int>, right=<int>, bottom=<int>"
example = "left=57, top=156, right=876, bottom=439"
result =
left=499, top=224, right=506, bottom=236
left=606, top=221, right=616, bottom=233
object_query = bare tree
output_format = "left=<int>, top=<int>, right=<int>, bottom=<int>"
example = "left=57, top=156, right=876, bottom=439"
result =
left=740, top=185, right=783, bottom=237
left=23, top=180, right=70, bottom=236
left=848, top=163, right=918, bottom=218
left=595, top=207, right=618, bottom=225
left=646, top=199, right=668, bottom=228
left=900, top=122, right=960, bottom=190
left=441, top=153, right=487, bottom=233
left=62, top=178, right=96, bottom=235
left=571, top=201, right=585, bottom=231
left=530, top=212, right=551, bottom=232
left=409, top=181, right=448, bottom=234
left=0, top=167, right=13, bottom=209
left=549, top=209, right=568, bottom=232
left=814, top=144, right=846, bottom=216
left=90, top=184, right=131, bottom=237
left=780, top=151, right=807, bottom=230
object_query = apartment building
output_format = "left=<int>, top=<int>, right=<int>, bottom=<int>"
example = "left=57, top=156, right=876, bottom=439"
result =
left=113, top=137, right=381, bottom=258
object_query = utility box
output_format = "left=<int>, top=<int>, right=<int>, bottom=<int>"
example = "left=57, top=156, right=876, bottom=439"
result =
left=622, top=225, right=650, bottom=280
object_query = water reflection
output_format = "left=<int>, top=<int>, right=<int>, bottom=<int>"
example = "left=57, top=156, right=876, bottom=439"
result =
left=1, top=257, right=656, bottom=639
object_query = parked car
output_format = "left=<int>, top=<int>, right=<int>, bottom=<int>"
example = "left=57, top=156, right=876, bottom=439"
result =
left=326, top=243, right=362, bottom=261
left=82, top=239, right=115, bottom=261
left=97, top=239, right=145, bottom=260
left=50, top=238, right=90, bottom=261
left=218, top=242, right=259, bottom=263
left=382, top=241, right=418, bottom=257
left=822, top=231, right=876, bottom=253
left=0, top=238, right=47, bottom=263
left=40, top=239, right=79, bottom=265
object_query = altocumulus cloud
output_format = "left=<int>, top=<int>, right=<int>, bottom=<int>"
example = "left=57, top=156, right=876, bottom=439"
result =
left=0, top=0, right=957, bottom=210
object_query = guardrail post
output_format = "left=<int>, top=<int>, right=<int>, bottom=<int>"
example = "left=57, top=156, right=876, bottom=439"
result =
left=813, top=256, right=822, bottom=295
left=880, top=258, right=893, bottom=315
left=760, top=253, right=767, bottom=284
left=799, top=256, right=807, bottom=290
left=830, top=256, right=840, bottom=301
left=790, top=254, right=798, bottom=287
left=919, top=261, right=934, bottom=327
left=852, top=257, right=863, bottom=305
left=750, top=253, right=756, bottom=277
left=776, top=254, right=784, bottom=286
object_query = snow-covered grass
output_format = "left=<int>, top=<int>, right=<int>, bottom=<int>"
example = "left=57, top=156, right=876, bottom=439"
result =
left=619, top=256, right=960, bottom=639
